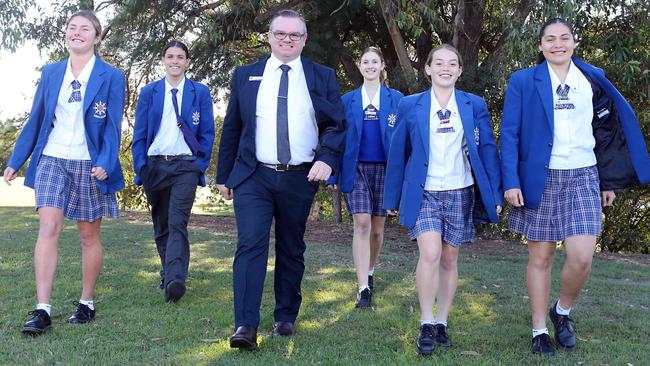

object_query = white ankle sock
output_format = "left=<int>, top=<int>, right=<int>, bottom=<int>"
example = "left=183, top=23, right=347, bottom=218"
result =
left=420, top=320, right=435, bottom=326
left=36, top=303, right=51, bottom=316
left=368, top=269, right=374, bottom=276
left=532, top=328, right=549, bottom=337
left=358, top=285, right=369, bottom=293
left=434, top=320, right=447, bottom=327
left=556, top=300, right=571, bottom=316
left=80, top=299, right=95, bottom=311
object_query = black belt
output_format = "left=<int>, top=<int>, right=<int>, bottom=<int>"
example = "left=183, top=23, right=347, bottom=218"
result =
left=149, top=155, right=196, bottom=161
left=259, top=162, right=312, bottom=172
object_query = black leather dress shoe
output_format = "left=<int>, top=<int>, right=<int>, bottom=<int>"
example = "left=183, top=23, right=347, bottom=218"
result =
left=416, top=324, right=436, bottom=355
left=230, top=325, right=258, bottom=350
left=165, top=280, right=186, bottom=302
left=549, top=302, right=576, bottom=349
left=532, top=333, right=555, bottom=356
left=273, top=321, right=295, bottom=337
left=21, top=309, right=52, bottom=335
left=355, top=288, right=372, bottom=308
left=434, top=323, right=451, bottom=347
left=68, top=302, right=95, bottom=324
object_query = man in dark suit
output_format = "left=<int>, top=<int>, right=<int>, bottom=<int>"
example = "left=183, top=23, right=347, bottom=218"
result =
left=216, top=9, right=346, bottom=351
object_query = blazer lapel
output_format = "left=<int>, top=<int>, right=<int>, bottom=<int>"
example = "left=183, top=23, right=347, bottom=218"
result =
left=83, top=58, right=106, bottom=114
left=350, top=87, right=363, bottom=140
left=416, top=91, right=431, bottom=158
left=181, top=77, right=196, bottom=124
left=456, top=90, right=478, bottom=155
left=378, top=85, right=389, bottom=139
left=534, top=62, right=554, bottom=133
left=151, top=79, right=166, bottom=136
left=302, top=58, right=315, bottom=93
left=45, top=61, right=67, bottom=120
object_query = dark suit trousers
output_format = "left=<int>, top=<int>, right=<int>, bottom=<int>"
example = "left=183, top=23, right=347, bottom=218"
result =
left=232, top=166, right=319, bottom=328
left=141, top=159, right=200, bottom=286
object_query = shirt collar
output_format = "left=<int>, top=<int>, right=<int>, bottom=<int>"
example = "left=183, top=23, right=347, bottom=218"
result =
left=362, top=84, right=381, bottom=110
left=268, top=54, right=303, bottom=74
left=430, top=89, right=458, bottom=116
left=165, top=76, right=186, bottom=95
left=547, top=61, right=582, bottom=91
left=64, top=54, right=96, bottom=86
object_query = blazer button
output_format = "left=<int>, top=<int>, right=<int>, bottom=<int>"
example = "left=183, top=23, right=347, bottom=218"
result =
left=420, top=184, right=424, bottom=188
left=544, top=164, right=549, bottom=169
left=424, top=162, right=428, bottom=167
left=548, top=143, right=553, bottom=147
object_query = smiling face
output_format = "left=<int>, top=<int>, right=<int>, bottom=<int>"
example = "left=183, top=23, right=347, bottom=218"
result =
left=539, top=22, right=576, bottom=67
left=425, top=48, right=462, bottom=89
left=162, top=46, right=189, bottom=80
left=359, top=50, right=384, bottom=82
left=268, top=16, right=307, bottom=63
left=65, top=15, right=100, bottom=55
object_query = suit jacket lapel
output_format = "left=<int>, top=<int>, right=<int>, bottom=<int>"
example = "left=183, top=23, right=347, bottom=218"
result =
left=302, top=58, right=315, bottom=93
left=351, top=87, right=363, bottom=140
left=244, top=59, right=267, bottom=124
left=416, top=91, right=431, bottom=158
left=83, top=58, right=106, bottom=114
left=534, top=62, right=554, bottom=133
left=378, top=85, right=389, bottom=138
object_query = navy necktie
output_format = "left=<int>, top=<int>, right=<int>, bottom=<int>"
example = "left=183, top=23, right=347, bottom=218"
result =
left=277, top=64, right=291, bottom=164
left=171, top=88, right=204, bottom=157
left=437, top=109, right=451, bottom=124
left=68, top=80, right=82, bottom=103
left=556, top=84, right=570, bottom=100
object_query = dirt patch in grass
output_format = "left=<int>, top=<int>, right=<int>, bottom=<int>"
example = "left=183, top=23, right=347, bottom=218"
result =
left=120, top=211, right=649, bottom=266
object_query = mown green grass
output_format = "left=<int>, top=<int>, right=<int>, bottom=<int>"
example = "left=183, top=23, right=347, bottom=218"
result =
left=0, top=207, right=648, bottom=365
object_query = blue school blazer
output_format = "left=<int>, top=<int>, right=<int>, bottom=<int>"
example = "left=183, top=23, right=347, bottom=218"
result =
left=500, top=57, right=650, bottom=209
left=132, top=77, right=215, bottom=186
left=7, top=57, right=126, bottom=194
left=327, top=85, right=404, bottom=192
left=383, top=90, right=503, bottom=228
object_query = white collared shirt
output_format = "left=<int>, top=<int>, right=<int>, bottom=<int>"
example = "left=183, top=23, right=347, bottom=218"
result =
left=255, top=55, right=317, bottom=165
left=148, top=77, right=192, bottom=156
left=547, top=61, right=596, bottom=169
left=424, top=90, right=474, bottom=191
left=361, top=84, right=381, bottom=111
left=42, top=55, right=96, bottom=160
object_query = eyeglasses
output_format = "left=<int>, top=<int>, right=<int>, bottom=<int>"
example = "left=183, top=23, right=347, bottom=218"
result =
left=270, top=31, right=305, bottom=41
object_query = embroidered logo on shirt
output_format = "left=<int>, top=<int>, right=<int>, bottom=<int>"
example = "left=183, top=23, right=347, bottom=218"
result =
left=93, top=101, right=107, bottom=119
left=192, top=111, right=200, bottom=125
left=474, top=127, right=480, bottom=146
left=388, top=113, right=397, bottom=127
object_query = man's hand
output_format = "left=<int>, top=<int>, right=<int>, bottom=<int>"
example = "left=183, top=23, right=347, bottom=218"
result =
left=601, top=190, right=616, bottom=207
left=217, top=184, right=233, bottom=200
left=504, top=188, right=524, bottom=207
left=307, top=161, right=332, bottom=182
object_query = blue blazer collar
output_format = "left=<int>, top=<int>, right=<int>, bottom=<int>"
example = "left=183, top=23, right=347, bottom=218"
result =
left=415, top=91, right=431, bottom=156
left=83, top=57, right=108, bottom=114
left=534, top=60, right=554, bottom=132
left=456, top=90, right=477, bottom=152
left=46, top=61, right=68, bottom=119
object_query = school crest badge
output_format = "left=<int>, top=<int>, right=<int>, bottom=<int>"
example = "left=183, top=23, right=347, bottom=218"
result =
left=192, top=111, right=200, bottom=125
left=387, top=113, right=397, bottom=127
left=93, top=101, right=107, bottom=119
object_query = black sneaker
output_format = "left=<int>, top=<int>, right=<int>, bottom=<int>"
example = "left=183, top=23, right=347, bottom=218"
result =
left=68, top=302, right=95, bottom=324
left=355, top=288, right=372, bottom=308
left=549, top=302, right=576, bottom=349
left=416, top=324, right=436, bottom=355
left=165, top=280, right=186, bottom=302
left=368, top=275, right=374, bottom=292
left=532, top=333, right=555, bottom=356
left=22, top=309, right=52, bottom=335
left=434, top=323, right=451, bottom=347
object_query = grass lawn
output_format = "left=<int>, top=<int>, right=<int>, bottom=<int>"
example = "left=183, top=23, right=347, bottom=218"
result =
left=0, top=207, right=648, bottom=365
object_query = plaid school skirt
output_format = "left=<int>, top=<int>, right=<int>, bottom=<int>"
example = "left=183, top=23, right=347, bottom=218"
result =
left=509, top=166, right=601, bottom=242
left=35, top=155, right=119, bottom=222
left=344, top=162, right=387, bottom=217
left=409, top=186, right=475, bottom=246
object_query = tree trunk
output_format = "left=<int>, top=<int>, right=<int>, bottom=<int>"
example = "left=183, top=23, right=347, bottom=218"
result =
left=452, top=0, right=485, bottom=92
left=378, top=0, right=417, bottom=94
left=332, top=189, right=342, bottom=224
left=308, top=199, right=320, bottom=222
